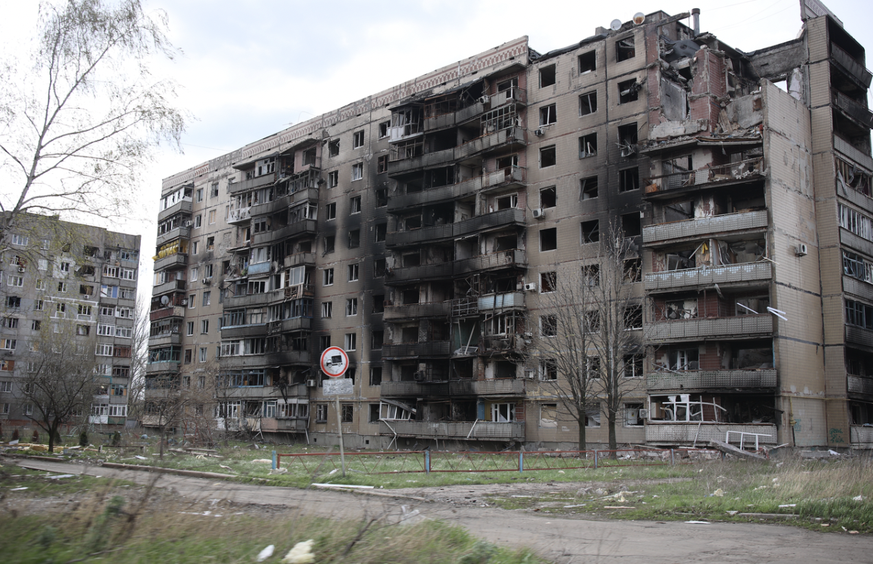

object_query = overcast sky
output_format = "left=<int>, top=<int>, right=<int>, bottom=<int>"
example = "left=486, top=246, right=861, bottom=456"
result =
left=1, top=0, right=871, bottom=293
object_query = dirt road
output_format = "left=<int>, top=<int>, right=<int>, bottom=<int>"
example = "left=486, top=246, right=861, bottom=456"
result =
left=11, top=459, right=873, bottom=563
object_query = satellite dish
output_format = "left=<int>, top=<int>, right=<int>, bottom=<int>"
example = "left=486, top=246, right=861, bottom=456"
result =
left=610, top=19, right=622, bottom=31
left=633, top=12, right=645, bottom=25
left=160, top=295, right=169, bottom=306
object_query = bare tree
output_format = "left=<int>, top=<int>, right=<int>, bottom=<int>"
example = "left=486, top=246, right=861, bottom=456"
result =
left=22, top=318, right=96, bottom=453
left=0, top=0, right=184, bottom=241
left=529, top=220, right=642, bottom=452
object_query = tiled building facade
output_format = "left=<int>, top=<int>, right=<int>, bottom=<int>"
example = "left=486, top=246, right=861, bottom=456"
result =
left=148, top=5, right=873, bottom=450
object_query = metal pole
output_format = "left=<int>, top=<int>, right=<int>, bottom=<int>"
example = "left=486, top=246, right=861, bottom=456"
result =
left=335, top=395, right=346, bottom=477
left=670, top=448, right=674, bottom=466
left=519, top=451, right=524, bottom=473
left=425, top=450, right=430, bottom=474
left=594, top=450, right=598, bottom=469
left=272, top=449, right=277, bottom=470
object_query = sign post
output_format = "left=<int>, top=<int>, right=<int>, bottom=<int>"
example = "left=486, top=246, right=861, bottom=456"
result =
left=320, top=347, right=350, bottom=476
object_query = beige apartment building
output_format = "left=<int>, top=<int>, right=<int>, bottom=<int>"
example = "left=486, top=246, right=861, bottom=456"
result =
left=0, top=214, right=141, bottom=432
left=147, top=2, right=873, bottom=450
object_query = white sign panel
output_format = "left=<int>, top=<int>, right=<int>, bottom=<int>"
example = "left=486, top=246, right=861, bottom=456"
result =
left=323, top=378, right=353, bottom=396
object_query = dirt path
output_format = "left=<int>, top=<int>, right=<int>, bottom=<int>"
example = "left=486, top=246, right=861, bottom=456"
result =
left=10, top=459, right=873, bottom=563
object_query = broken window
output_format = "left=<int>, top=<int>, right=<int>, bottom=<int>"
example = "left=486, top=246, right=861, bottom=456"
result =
left=624, top=305, right=643, bottom=330
left=583, top=264, right=600, bottom=286
left=616, top=36, right=635, bottom=62
left=540, top=186, right=556, bottom=208
left=581, top=220, right=599, bottom=243
left=375, top=187, right=388, bottom=207
left=623, top=258, right=641, bottom=283
left=624, top=354, right=644, bottom=378
left=374, top=223, right=386, bottom=242
left=578, top=51, right=596, bottom=73
left=618, top=79, right=640, bottom=104
left=621, top=212, right=641, bottom=237
left=665, top=298, right=698, bottom=320
left=341, top=404, right=353, bottom=423
left=328, top=139, right=340, bottom=157
left=302, top=147, right=316, bottom=167
left=539, top=104, right=556, bottom=126
left=540, top=228, right=557, bottom=251
left=353, top=130, right=364, bottom=148
left=540, top=315, right=557, bottom=337
left=579, top=91, right=597, bottom=116
left=350, top=196, right=361, bottom=214
left=496, top=193, right=518, bottom=210
left=325, top=202, right=336, bottom=220
left=578, top=133, right=597, bottom=158
left=539, top=64, right=556, bottom=88
left=540, top=403, right=558, bottom=428
left=619, top=167, right=639, bottom=192
left=379, top=121, right=389, bottom=139
left=843, top=250, right=873, bottom=283
left=540, top=360, right=558, bottom=381
left=328, top=170, right=338, bottom=188
left=348, top=229, right=360, bottom=249
left=580, top=176, right=598, bottom=200
left=377, top=155, right=388, bottom=174
left=491, top=402, right=516, bottom=422
left=585, top=406, right=601, bottom=427
left=617, top=123, right=638, bottom=157
left=584, top=311, right=600, bottom=333
left=540, top=271, right=557, bottom=293
left=540, top=145, right=556, bottom=168
left=351, top=162, right=363, bottom=181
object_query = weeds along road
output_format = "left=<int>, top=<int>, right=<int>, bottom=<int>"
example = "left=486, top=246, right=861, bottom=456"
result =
left=14, top=459, right=873, bottom=564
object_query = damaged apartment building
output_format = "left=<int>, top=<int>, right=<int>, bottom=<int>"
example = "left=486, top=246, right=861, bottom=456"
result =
left=147, top=1, right=873, bottom=450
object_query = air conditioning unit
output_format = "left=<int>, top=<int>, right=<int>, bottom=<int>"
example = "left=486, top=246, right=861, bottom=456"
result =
left=534, top=128, right=545, bottom=137
left=523, top=282, right=537, bottom=292
left=639, top=408, right=649, bottom=419
left=83, top=294, right=90, bottom=300
left=17, top=266, right=25, bottom=273
left=478, top=95, right=490, bottom=104
left=184, top=220, right=192, bottom=227
left=413, top=371, right=426, bottom=381
left=795, top=243, right=808, bottom=256
left=532, top=208, right=545, bottom=219
left=305, top=379, right=317, bottom=388
left=202, top=277, right=211, bottom=285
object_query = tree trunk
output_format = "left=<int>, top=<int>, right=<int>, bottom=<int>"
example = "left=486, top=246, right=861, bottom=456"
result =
left=47, top=420, right=57, bottom=453
left=607, top=412, right=618, bottom=458
left=577, top=409, right=587, bottom=450
left=159, top=430, right=165, bottom=459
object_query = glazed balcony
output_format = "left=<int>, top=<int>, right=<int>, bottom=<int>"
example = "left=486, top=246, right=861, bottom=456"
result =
left=383, top=301, right=452, bottom=321
left=227, top=207, right=251, bottom=224
left=454, top=208, right=525, bottom=238
left=220, top=350, right=310, bottom=369
left=229, top=171, right=276, bottom=195
left=645, top=314, right=773, bottom=343
left=250, top=187, right=319, bottom=218
left=454, top=126, right=526, bottom=161
left=379, top=420, right=524, bottom=441
left=149, top=306, right=186, bottom=322
left=145, top=361, right=180, bottom=375
left=153, top=253, right=187, bottom=271
left=841, top=227, right=873, bottom=258
left=157, top=199, right=192, bottom=222
left=831, top=42, right=873, bottom=88
left=848, top=374, right=873, bottom=399
left=844, top=275, right=873, bottom=302
left=386, top=223, right=453, bottom=247
left=152, top=279, right=186, bottom=297
left=156, top=226, right=190, bottom=248
left=644, top=262, right=771, bottom=293
left=253, top=219, right=318, bottom=246
left=647, top=369, right=777, bottom=391
left=455, top=249, right=527, bottom=275
left=646, top=422, right=777, bottom=446
left=478, top=292, right=525, bottom=311
left=285, top=252, right=316, bottom=268
left=220, top=323, right=268, bottom=339
left=382, top=341, right=451, bottom=359
left=148, top=333, right=181, bottom=347
left=644, top=158, right=765, bottom=200
left=643, top=210, right=768, bottom=246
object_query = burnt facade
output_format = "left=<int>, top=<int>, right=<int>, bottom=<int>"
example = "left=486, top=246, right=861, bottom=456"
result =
left=149, top=4, right=873, bottom=450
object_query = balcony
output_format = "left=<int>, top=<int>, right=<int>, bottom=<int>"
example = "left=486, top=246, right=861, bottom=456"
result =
left=156, top=226, right=190, bottom=248
left=388, top=178, right=481, bottom=212
left=386, top=223, right=453, bottom=247
left=157, top=199, right=192, bottom=222
left=389, top=147, right=455, bottom=176
left=154, top=253, right=187, bottom=271
left=262, top=417, right=309, bottom=433
left=251, top=187, right=320, bottom=218
left=844, top=275, right=873, bottom=302
left=644, top=262, right=772, bottom=292
left=850, top=425, right=873, bottom=449
left=481, top=166, right=526, bottom=193
left=455, top=249, right=526, bottom=275
left=388, top=261, right=454, bottom=282
left=645, top=314, right=773, bottom=343
left=223, top=292, right=273, bottom=309
left=285, top=252, right=316, bottom=268
left=490, top=87, right=527, bottom=108
left=263, top=350, right=310, bottom=366
left=149, top=306, right=185, bottom=322
left=481, top=335, right=524, bottom=354
left=267, top=317, right=312, bottom=334
left=227, top=207, right=251, bottom=225
left=220, top=323, right=268, bottom=339
left=148, top=333, right=181, bottom=347
left=152, top=279, right=186, bottom=297
left=379, top=420, right=524, bottom=441
left=848, top=374, right=873, bottom=398
left=831, top=42, right=873, bottom=88
left=145, top=361, right=180, bottom=375
left=382, top=341, right=451, bottom=359
left=478, top=292, right=525, bottom=311
left=228, top=171, right=276, bottom=195
left=221, top=350, right=310, bottom=369
left=643, top=210, right=769, bottom=246
left=383, top=301, right=452, bottom=321
left=253, top=219, right=317, bottom=245
left=646, top=422, right=777, bottom=446
left=381, top=378, right=526, bottom=397
left=834, top=135, right=873, bottom=171
left=841, top=228, right=873, bottom=258
left=643, top=158, right=765, bottom=200
left=846, top=325, right=873, bottom=349
left=454, top=208, right=525, bottom=238
left=455, top=126, right=526, bottom=161
left=833, top=90, right=873, bottom=129
left=647, top=369, right=777, bottom=391
left=424, top=101, right=486, bottom=131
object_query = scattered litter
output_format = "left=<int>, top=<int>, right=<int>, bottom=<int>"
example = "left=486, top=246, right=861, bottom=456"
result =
left=603, top=506, right=633, bottom=509
left=563, top=504, right=586, bottom=508
left=219, top=464, right=233, bottom=471
left=256, top=545, right=275, bottom=562
left=726, top=511, right=738, bottom=516
left=252, top=459, right=272, bottom=463
left=684, top=520, right=710, bottom=524
left=829, top=450, right=840, bottom=456
left=557, top=470, right=565, bottom=474
left=282, top=539, right=315, bottom=564
left=849, top=530, right=859, bottom=534
left=842, top=526, right=847, bottom=531
left=778, top=504, right=796, bottom=508
left=135, top=455, right=147, bottom=460
left=46, top=474, right=74, bottom=480
left=311, top=483, right=374, bottom=489
left=853, top=495, right=864, bottom=501
left=405, top=480, right=418, bottom=483
left=328, top=469, right=338, bottom=475
left=511, top=495, right=532, bottom=498
left=822, top=524, right=829, bottom=527
left=712, top=488, right=724, bottom=497
left=10, top=487, right=28, bottom=491
left=9, top=440, right=19, bottom=445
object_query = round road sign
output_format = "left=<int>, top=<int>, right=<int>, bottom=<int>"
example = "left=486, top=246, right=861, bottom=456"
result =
left=320, top=346, right=349, bottom=378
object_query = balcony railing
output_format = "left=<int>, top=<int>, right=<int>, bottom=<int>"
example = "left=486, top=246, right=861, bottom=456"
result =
left=262, top=418, right=309, bottom=433
left=646, top=422, right=777, bottom=446
left=156, top=226, right=190, bottom=248
left=644, top=262, right=771, bottom=292
left=848, top=374, right=873, bottom=397
left=145, top=360, right=180, bottom=374
left=381, top=378, right=525, bottom=397
left=388, top=178, right=481, bottom=212
left=382, top=341, right=451, bottom=359
left=831, top=42, right=873, bottom=88
left=645, top=314, right=773, bottom=342
left=388, top=261, right=454, bottom=281
left=152, top=279, right=186, bottom=297
left=833, top=90, right=873, bottom=129
left=157, top=199, right=192, bottom=222
left=386, top=223, right=453, bottom=247
left=379, top=420, right=524, bottom=441
left=453, top=208, right=525, bottom=238
left=850, top=425, right=873, bottom=448
left=227, top=207, right=251, bottom=224
left=647, top=369, right=777, bottom=391
left=149, top=306, right=185, bottom=322
left=228, top=171, right=276, bottom=195
left=643, top=210, right=768, bottom=245
left=388, top=147, right=455, bottom=175
left=153, top=253, right=187, bottom=271
left=285, top=252, right=316, bottom=268
left=846, top=325, right=873, bottom=348
left=148, top=333, right=181, bottom=347
left=454, top=126, right=526, bottom=161
left=253, top=219, right=318, bottom=245
left=455, top=249, right=526, bottom=275
left=644, top=158, right=765, bottom=198
left=383, top=301, right=452, bottom=321
left=478, top=292, right=525, bottom=311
